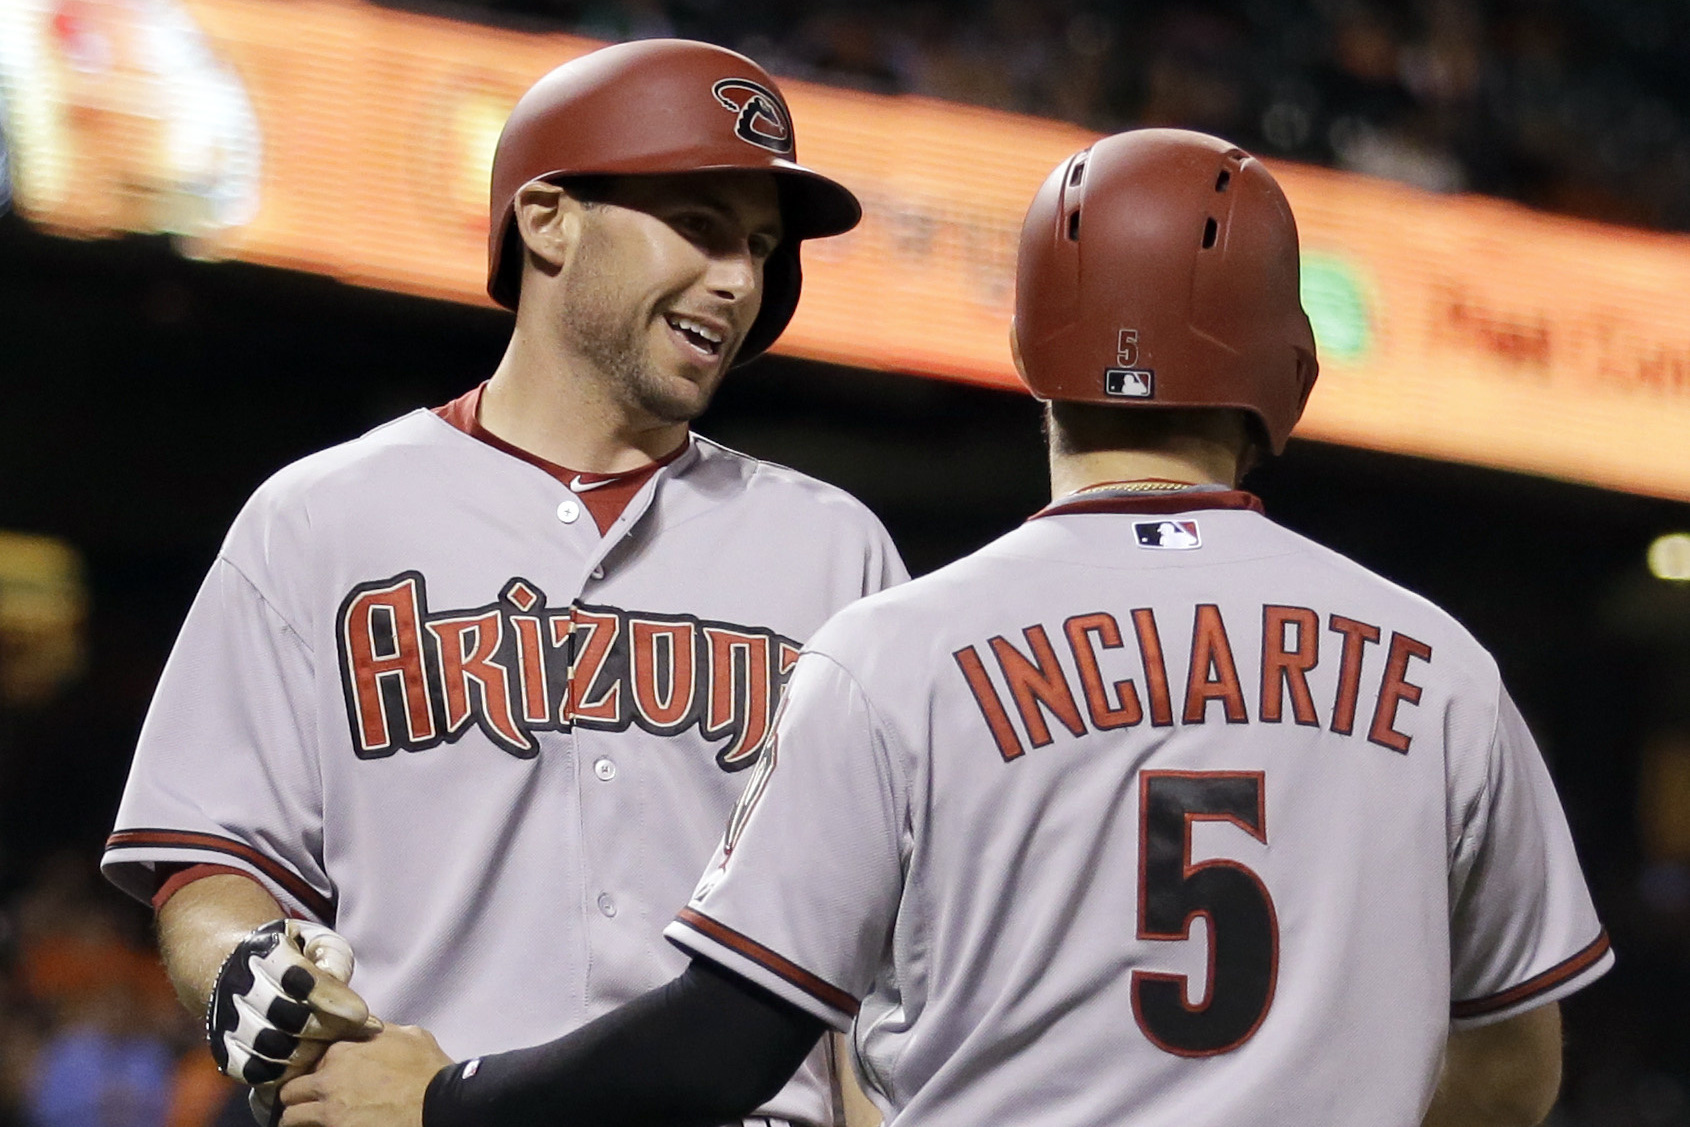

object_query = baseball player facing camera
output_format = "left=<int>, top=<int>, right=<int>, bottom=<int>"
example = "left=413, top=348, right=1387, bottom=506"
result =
left=101, top=39, right=905, bottom=1126
left=275, top=128, right=1611, bottom=1127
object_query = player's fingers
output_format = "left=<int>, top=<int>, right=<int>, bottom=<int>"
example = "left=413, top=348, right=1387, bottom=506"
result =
left=226, top=991, right=309, bottom=1079
left=277, top=1038, right=330, bottom=1084
left=347, top=1012, right=385, bottom=1042
left=224, top=1003, right=338, bottom=1086
left=211, top=921, right=369, bottom=1088
left=222, top=1034, right=290, bottom=1087
left=293, top=974, right=373, bottom=1039
left=223, top=1025, right=326, bottom=1091
left=294, top=923, right=355, bottom=983
left=246, top=956, right=316, bottom=1034
left=277, top=1100, right=328, bottom=1127
left=278, top=1070, right=326, bottom=1107
left=276, top=1076, right=345, bottom=1127
left=251, top=958, right=371, bottom=1038
left=232, top=988, right=305, bottom=1060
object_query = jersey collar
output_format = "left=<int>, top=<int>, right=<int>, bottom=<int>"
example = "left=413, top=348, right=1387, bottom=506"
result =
left=435, top=381, right=690, bottom=486
left=1029, top=486, right=1265, bottom=522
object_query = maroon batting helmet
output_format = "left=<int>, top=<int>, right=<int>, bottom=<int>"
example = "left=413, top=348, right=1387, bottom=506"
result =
left=488, top=39, right=862, bottom=364
left=1014, top=129, right=1318, bottom=454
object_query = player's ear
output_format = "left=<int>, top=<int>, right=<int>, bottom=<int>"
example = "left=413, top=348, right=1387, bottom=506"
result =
left=513, top=180, right=586, bottom=276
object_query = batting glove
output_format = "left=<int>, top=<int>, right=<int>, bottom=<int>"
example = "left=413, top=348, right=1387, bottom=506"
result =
left=207, top=919, right=376, bottom=1091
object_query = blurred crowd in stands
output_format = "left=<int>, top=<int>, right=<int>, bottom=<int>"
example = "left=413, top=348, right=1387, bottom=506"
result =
left=407, top=0, right=1690, bottom=233
left=0, top=854, right=240, bottom=1127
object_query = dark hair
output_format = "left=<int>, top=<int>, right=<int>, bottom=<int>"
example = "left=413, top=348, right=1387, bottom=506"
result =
left=499, top=175, right=620, bottom=306
left=1044, top=401, right=1264, bottom=463
left=552, top=174, right=614, bottom=206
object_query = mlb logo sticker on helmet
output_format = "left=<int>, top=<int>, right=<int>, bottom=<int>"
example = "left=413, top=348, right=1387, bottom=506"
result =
left=1134, top=519, right=1202, bottom=549
left=1105, top=368, right=1155, bottom=397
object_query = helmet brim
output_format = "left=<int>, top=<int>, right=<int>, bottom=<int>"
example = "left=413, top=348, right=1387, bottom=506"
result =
left=544, top=159, right=861, bottom=239
left=769, top=161, right=862, bottom=240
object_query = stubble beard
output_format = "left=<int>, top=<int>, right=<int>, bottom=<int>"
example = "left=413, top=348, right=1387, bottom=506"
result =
left=562, top=255, right=726, bottom=426
left=575, top=310, right=715, bottom=425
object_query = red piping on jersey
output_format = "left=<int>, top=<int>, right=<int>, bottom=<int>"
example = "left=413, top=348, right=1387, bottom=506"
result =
left=1028, top=489, right=1265, bottom=522
left=674, top=907, right=860, bottom=1018
left=434, top=383, right=687, bottom=534
left=106, top=828, right=335, bottom=921
left=1450, top=929, right=1611, bottom=1020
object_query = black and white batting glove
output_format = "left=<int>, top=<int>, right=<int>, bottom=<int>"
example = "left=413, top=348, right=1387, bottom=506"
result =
left=206, top=919, right=376, bottom=1091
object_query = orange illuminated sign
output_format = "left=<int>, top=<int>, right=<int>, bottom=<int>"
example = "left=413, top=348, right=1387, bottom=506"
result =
left=4, top=0, right=1688, bottom=500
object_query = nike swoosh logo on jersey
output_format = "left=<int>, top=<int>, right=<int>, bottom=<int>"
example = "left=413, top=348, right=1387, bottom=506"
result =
left=569, top=475, right=614, bottom=493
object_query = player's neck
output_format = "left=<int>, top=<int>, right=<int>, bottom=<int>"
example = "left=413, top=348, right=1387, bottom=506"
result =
left=1048, top=445, right=1240, bottom=501
left=480, top=330, right=689, bottom=473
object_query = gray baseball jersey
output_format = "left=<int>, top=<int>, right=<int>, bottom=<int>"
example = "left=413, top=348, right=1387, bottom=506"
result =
left=668, top=487, right=1610, bottom=1127
left=102, top=407, right=907, bottom=1126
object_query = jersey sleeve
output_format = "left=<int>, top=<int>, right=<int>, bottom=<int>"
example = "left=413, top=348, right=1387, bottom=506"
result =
left=1447, top=689, right=1612, bottom=1027
left=664, top=650, right=906, bottom=1032
left=101, top=554, right=333, bottom=921
left=864, top=521, right=910, bottom=596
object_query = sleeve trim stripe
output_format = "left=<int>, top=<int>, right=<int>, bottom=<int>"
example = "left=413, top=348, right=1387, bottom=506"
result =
left=674, top=907, right=859, bottom=1018
left=104, top=828, right=334, bottom=920
left=1451, top=929, right=1611, bottom=1019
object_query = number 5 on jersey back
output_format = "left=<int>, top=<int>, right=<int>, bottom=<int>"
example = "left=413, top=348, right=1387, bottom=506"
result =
left=1133, top=770, right=1279, bottom=1056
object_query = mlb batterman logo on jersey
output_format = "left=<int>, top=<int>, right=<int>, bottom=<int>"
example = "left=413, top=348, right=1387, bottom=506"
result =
left=1136, top=520, right=1201, bottom=549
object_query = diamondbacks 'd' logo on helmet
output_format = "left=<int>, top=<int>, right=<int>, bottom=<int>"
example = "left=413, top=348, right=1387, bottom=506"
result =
left=712, top=78, right=793, bottom=154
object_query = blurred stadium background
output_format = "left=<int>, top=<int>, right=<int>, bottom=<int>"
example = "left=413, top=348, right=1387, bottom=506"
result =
left=3, top=0, right=1690, bottom=1124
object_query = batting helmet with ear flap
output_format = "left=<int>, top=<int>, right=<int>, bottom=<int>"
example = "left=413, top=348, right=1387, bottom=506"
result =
left=487, top=39, right=861, bottom=366
left=1013, top=128, right=1318, bottom=454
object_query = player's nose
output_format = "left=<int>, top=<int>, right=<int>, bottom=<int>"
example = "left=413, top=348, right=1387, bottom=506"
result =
left=704, top=245, right=759, bottom=306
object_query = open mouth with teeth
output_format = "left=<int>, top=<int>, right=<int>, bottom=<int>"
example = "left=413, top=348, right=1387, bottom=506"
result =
left=664, top=313, right=726, bottom=361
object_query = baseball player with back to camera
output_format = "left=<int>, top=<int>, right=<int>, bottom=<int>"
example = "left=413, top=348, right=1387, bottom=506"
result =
left=278, top=128, right=1612, bottom=1127
left=99, top=38, right=906, bottom=1126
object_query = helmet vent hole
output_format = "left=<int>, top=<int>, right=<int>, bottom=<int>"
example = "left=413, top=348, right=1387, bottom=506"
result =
left=1068, top=160, right=1087, bottom=187
left=1215, top=169, right=1231, bottom=192
left=1067, top=210, right=1082, bottom=241
left=1202, top=217, right=1218, bottom=248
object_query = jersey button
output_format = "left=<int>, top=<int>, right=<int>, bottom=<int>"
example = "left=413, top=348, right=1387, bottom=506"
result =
left=596, top=893, right=616, bottom=917
left=591, top=566, right=605, bottom=579
left=556, top=499, right=581, bottom=524
left=593, top=757, right=616, bottom=781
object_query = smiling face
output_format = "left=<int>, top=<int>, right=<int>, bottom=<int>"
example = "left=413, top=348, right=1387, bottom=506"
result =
left=546, top=171, right=784, bottom=425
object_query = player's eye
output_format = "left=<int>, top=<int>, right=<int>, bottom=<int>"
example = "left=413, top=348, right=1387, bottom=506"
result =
left=749, top=232, right=780, bottom=259
left=673, top=212, right=714, bottom=240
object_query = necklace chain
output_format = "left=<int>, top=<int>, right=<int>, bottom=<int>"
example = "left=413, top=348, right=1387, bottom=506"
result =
left=1068, top=478, right=1201, bottom=497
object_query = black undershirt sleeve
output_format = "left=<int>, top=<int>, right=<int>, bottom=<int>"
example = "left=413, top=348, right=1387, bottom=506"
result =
left=423, top=957, right=829, bottom=1127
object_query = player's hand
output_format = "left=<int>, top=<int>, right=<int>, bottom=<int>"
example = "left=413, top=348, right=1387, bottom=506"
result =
left=277, top=1024, right=451, bottom=1127
left=207, top=919, right=381, bottom=1097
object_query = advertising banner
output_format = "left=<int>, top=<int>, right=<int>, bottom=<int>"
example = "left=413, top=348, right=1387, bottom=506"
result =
left=3, top=0, right=1687, bottom=499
